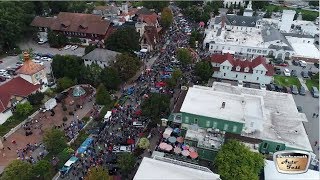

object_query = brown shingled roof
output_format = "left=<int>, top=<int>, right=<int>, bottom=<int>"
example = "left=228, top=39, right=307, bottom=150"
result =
left=16, top=52, right=45, bottom=75
left=141, top=26, right=159, bottom=46
left=30, top=16, right=54, bottom=28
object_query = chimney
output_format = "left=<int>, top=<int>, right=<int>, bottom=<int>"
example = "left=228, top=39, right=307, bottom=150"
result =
left=23, top=52, right=30, bottom=62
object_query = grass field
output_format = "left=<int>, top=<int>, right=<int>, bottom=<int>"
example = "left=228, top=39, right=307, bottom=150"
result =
left=306, top=79, right=319, bottom=90
left=273, top=75, right=301, bottom=88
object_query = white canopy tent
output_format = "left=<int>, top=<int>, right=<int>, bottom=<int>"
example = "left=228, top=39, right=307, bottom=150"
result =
left=163, top=127, right=173, bottom=138
left=44, top=98, right=57, bottom=110
left=140, top=49, right=148, bottom=53
left=104, top=111, right=112, bottom=122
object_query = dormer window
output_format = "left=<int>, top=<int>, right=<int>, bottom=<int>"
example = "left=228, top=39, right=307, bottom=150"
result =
left=242, top=21, right=246, bottom=24
left=236, top=66, right=241, bottom=71
left=244, top=67, right=249, bottom=72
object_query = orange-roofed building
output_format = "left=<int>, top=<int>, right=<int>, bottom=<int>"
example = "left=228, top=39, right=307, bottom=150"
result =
left=16, top=52, right=48, bottom=87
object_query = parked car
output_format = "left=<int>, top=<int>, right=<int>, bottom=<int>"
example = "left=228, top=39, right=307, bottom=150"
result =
left=292, top=60, right=299, bottom=66
left=308, top=71, right=317, bottom=77
left=244, top=83, right=251, bottom=88
left=64, top=45, right=72, bottom=50
left=41, top=57, right=52, bottom=61
left=291, top=70, right=297, bottom=77
left=290, top=85, right=299, bottom=95
left=1, top=74, right=12, bottom=79
left=297, top=106, right=303, bottom=112
left=0, top=69, right=7, bottom=74
left=283, top=68, right=290, bottom=76
left=314, top=62, right=319, bottom=68
left=260, top=84, right=266, bottom=90
left=283, top=86, right=290, bottom=93
left=71, top=45, right=78, bottom=51
left=301, top=71, right=309, bottom=78
left=32, top=60, right=44, bottom=65
left=0, top=76, right=6, bottom=82
left=299, top=60, right=307, bottom=67
left=274, top=67, right=281, bottom=75
left=238, top=80, right=243, bottom=87
left=311, top=86, right=319, bottom=98
left=299, top=86, right=306, bottom=95
left=275, top=85, right=283, bottom=92
left=0, top=60, right=3, bottom=64
left=16, top=61, right=23, bottom=66
left=267, top=84, right=275, bottom=91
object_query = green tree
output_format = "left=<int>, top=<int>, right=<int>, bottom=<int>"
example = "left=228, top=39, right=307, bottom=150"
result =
left=189, top=31, right=202, bottom=48
left=48, top=1, right=70, bottom=14
left=227, top=5, right=234, bottom=14
left=237, top=2, right=241, bottom=9
left=309, top=1, right=319, bottom=7
left=1, top=160, right=34, bottom=180
left=47, top=31, right=68, bottom=48
left=15, top=102, right=33, bottom=117
left=43, top=128, right=68, bottom=154
left=51, top=55, right=85, bottom=80
left=83, top=63, right=103, bottom=87
left=32, top=160, right=52, bottom=179
left=28, top=92, right=44, bottom=106
left=214, top=5, right=219, bottom=16
left=142, top=1, right=169, bottom=12
left=68, top=1, right=87, bottom=13
left=57, top=77, right=75, bottom=92
left=160, top=7, right=174, bottom=29
left=100, top=67, right=122, bottom=90
left=138, top=137, right=150, bottom=149
left=302, top=12, right=318, bottom=21
left=85, top=45, right=96, bottom=55
left=85, top=166, right=111, bottom=180
left=177, top=48, right=192, bottom=67
left=96, top=84, right=111, bottom=106
left=195, top=61, right=213, bottom=83
left=105, top=27, right=140, bottom=53
left=172, top=68, right=183, bottom=83
left=141, top=93, right=170, bottom=123
left=215, top=140, right=265, bottom=180
left=113, top=53, right=141, bottom=81
left=117, top=153, right=136, bottom=176
left=237, top=6, right=244, bottom=16
left=263, top=10, right=272, bottom=18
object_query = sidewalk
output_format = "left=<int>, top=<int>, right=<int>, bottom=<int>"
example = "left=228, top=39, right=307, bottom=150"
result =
left=298, top=77, right=309, bottom=91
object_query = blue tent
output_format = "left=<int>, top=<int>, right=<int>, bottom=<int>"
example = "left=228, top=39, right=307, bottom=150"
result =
left=76, top=137, right=93, bottom=154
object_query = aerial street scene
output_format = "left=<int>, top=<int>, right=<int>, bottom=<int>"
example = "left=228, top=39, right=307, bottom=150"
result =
left=0, top=1, right=319, bottom=180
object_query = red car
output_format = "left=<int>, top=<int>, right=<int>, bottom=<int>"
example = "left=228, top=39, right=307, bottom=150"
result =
left=278, top=63, right=288, bottom=67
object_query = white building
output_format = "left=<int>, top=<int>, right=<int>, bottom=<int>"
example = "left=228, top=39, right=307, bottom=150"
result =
left=204, top=14, right=295, bottom=60
left=134, top=156, right=221, bottom=180
left=223, top=0, right=245, bottom=8
left=210, top=53, right=274, bottom=84
left=82, top=48, right=121, bottom=68
left=279, top=10, right=296, bottom=33
left=243, top=1, right=253, bottom=17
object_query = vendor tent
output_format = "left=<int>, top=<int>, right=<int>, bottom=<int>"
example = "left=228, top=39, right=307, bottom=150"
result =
left=104, top=111, right=112, bottom=122
left=76, top=137, right=93, bottom=154
left=44, top=98, right=57, bottom=110
left=72, top=86, right=86, bottom=97
left=163, top=127, right=173, bottom=138
left=140, top=49, right=148, bottom=53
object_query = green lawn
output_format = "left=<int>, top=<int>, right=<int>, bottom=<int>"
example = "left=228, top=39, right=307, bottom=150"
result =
left=306, top=79, right=319, bottom=90
left=273, top=75, right=301, bottom=88
left=265, top=5, right=318, bottom=21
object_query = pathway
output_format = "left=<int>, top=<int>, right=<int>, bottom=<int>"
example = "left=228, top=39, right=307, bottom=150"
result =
left=298, top=77, right=309, bottom=91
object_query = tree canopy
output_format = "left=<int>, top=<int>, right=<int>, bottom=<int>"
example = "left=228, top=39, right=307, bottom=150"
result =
left=214, top=139, right=265, bottom=180
left=43, top=128, right=68, bottom=154
left=160, top=7, right=174, bottom=29
left=95, top=84, right=112, bottom=106
left=1, top=160, right=34, bottom=180
left=142, top=1, right=169, bottom=12
left=15, top=102, right=33, bottom=117
left=51, top=55, right=85, bottom=80
left=32, top=160, right=52, bottom=179
left=57, top=77, right=75, bottom=92
left=113, top=53, right=141, bottom=81
left=194, top=61, right=212, bottom=83
left=117, top=153, right=136, bottom=175
left=28, top=92, right=44, bottom=106
left=177, top=48, right=192, bottom=67
left=141, top=93, right=170, bottom=124
left=99, top=67, right=122, bottom=90
left=85, top=166, right=111, bottom=180
left=105, top=27, right=140, bottom=53
left=138, top=137, right=150, bottom=149
left=47, top=31, right=68, bottom=48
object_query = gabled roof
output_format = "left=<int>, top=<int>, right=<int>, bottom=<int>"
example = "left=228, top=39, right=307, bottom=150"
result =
left=16, top=53, right=45, bottom=75
left=32, top=12, right=111, bottom=35
left=82, top=48, right=121, bottom=63
left=0, top=77, right=41, bottom=113
left=141, top=26, right=159, bottom=46
left=136, top=7, right=153, bottom=15
left=30, top=17, right=54, bottom=28
left=210, top=53, right=234, bottom=64
left=138, top=13, right=158, bottom=26
left=214, top=15, right=261, bottom=27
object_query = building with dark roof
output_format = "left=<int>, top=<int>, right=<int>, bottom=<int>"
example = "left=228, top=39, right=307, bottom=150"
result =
left=31, top=12, right=113, bottom=46
left=210, top=53, right=274, bottom=84
left=82, top=48, right=121, bottom=68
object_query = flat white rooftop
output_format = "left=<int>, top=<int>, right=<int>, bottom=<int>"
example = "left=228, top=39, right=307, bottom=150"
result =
left=180, top=86, right=264, bottom=124
left=287, top=37, right=320, bottom=59
left=210, top=82, right=312, bottom=152
left=264, top=160, right=319, bottom=180
left=134, top=157, right=221, bottom=180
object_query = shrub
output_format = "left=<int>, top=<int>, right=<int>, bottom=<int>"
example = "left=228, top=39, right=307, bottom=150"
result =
left=62, top=106, right=67, bottom=111
left=63, top=117, right=68, bottom=122
left=68, top=111, right=74, bottom=116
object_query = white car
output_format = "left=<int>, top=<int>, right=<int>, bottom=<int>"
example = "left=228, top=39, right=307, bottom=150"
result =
left=283, top=68, right=290, bottom=76
left=238, top=80, right=243, bottom=87
left=64, top=45, right=72, bottom=50
left=32, top=60, right=44, bottom=65
left=34, top=56, right=41, bottom=60
left=71, top=45, right=78, bottom=51
left=41, top=57, right=52, bottom=61
left=0, top=69, right=7, bottom=74
left=1, top=74, right=12, bottom=79
left=299, top=60, right=307, bottom=67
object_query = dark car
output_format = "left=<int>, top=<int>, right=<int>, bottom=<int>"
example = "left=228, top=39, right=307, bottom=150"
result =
left=291, top=70, right=297, bottom=77
left=290, top=85, right=299, bottom=95
left=0, top=76, right=6, bottom=82
left=301, top=71, right=310, bottom=78
left=267, top=84, right=276, bottom=91
left=274, top=67, right=281, bottom=75
left=292, top=60, right=299, bottom=66
left=308, top=71, right=316, bottom=77
left=275, top=85, right=283, bottom=92
left=244, top=83, right=251, bottom=88
left=314, top=62, right=319, bottom=69
left=311, top=87, right=319, bottom=98
left=297, top=106, right=303, bottom=112
left=283, top=86, right=291, bottom=93
left=299, top=86, right=306, bottom=95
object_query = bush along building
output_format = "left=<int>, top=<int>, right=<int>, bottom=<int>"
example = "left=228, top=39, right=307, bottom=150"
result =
left=169, top=82, right=313, bottom=161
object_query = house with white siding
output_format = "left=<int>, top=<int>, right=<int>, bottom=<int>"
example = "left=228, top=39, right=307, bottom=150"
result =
left=210, top=53, right=274, bottom=84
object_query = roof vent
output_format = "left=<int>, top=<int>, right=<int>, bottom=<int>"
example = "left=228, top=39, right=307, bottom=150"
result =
left=221, top=102, right=226, bottom=109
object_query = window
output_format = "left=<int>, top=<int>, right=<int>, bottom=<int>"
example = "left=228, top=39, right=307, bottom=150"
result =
left=262, top=50, right=267, bottom=54
left=194, top=118, right=198, bottom=124
left=257, top=77, right=259, bottom=80
left=308, top=41, right=310, bottom=43
left=257, top=50, right=262, bottom=53
left=232, top=126, right=237, bottom=132
left=213, top=122, right=218, bottom=128
left=223, top=124, right=229, bottom=131
left=236, top=74, right=238, bottom=78
left=206, top=121, right=211, bottom=127
left=247, top=49, right=251, bottom=52
left=252, top=49, right=257, bottom=53
left=185, top=116, right=189, bottom=123
left=263, top=143, right=268, bottom=149
left=228, top=47, right=231, bottom=50
left=261, top=71, right=263, bottom=74
left=276, top=145, right=281, bottom=151
left=224, top=73, right=226, bottom=76
left=222, top=46, right=225, bottom=49
left=244, top=75, right=246, bottom=79
left=256, top=70, right=258, bottom=73
left=210, top=45, right=213, bottom=49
